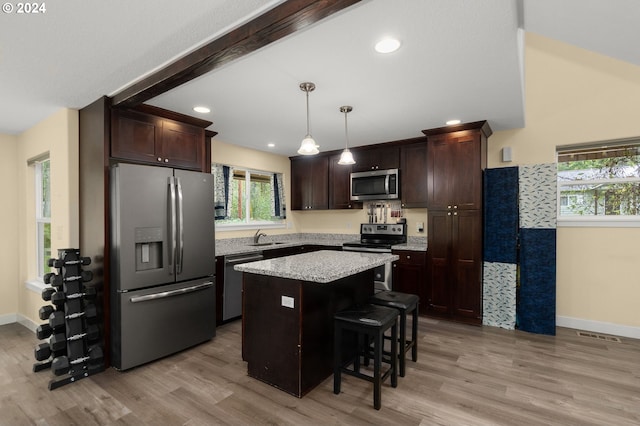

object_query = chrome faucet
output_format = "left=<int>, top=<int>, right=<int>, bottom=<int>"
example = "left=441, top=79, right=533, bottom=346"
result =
left=254, top=229, right=267, bottom=243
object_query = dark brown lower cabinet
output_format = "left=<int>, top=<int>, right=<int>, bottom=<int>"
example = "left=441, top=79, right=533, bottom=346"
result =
left=391, top=250, right=427, bottom=313
left=426, top=209, right=482, bottom=325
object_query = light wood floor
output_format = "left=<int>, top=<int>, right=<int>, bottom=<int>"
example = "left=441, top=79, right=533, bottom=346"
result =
left=1, top=317, right=639, bottom=425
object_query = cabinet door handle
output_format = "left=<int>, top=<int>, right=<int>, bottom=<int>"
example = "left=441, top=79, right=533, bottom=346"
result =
left=164, top=158, right=169, bottom=163
left=157, top=157, right=162, bottom=162
left=453, top=205, right=458, bottom=209
left=447, top=205, right=452, bottom=209
left=453, top=212, right=458, bottom=216
left=407, top=255, right=411, bottom=259
left=447, top=212, right=451, bottom=216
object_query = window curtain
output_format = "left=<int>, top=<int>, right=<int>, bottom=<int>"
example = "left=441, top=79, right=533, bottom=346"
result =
left=270, top=173, right=286, bottom=219
left=212, top=164, right=233, bottom=219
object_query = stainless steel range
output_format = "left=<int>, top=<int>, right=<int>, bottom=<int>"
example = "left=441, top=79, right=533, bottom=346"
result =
left=343, top=223, right=407, bottom=292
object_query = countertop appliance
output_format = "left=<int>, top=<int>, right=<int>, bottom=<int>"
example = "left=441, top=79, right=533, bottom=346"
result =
left=110, top=163, right=216, bottom=370
left=342, top=223, right=407, bottom=291
left=350, top=168, right=399, bottom=201
left=223, top=252, right=264, bottom=321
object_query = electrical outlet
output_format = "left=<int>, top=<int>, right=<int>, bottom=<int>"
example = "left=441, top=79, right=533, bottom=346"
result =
left=417, top=222, right=424, bottom=233
left=281, top=295, right=295, bottom=309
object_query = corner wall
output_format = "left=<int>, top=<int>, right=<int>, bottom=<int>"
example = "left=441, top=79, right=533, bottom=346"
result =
left=489, top=33, right=640, bottom=334
left=0, top=133, right=19, bottom=324
left=16, top=109, right=79, bottom=327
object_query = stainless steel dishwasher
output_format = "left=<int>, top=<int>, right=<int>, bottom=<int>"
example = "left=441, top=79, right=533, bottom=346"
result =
left=223, top=252, right=264, bottom=321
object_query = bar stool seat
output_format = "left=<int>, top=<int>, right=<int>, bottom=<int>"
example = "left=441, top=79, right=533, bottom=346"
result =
left=369, top=291, right=419, bottom=377
left=333, top=304, right=398, bottom=410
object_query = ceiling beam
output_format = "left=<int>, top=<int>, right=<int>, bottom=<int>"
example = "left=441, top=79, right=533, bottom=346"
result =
left=111, top=0, right=362, bottom=108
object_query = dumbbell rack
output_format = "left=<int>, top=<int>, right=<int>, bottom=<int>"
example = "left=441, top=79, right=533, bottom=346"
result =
left=33, top=248, right=104, bottom=390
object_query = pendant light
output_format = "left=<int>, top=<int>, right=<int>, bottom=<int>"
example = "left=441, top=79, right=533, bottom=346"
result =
left=337, top=105, right=355, bottom=165
left=297, top=82, right=319, bottom=155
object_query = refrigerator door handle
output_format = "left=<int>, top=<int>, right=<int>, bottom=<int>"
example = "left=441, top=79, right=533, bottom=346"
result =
left=129, top=281, right=214, bottom=303
left=176, top=177, right=184, bottom=275
left=168, top=176, right=177, bottom=274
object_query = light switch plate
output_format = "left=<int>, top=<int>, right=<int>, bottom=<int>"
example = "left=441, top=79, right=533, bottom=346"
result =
left=281, top=295, right=295, bottom=309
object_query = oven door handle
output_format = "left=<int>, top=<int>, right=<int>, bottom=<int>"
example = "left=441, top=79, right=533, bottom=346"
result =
left=343, top=246, right=391, bottom=253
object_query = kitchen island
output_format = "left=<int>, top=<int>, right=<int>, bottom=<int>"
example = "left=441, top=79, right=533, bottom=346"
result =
left=235, top=250, right=398, bottom=397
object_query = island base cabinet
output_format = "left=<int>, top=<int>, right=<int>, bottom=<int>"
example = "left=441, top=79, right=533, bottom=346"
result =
left=242, top=271, right=374, bottom=397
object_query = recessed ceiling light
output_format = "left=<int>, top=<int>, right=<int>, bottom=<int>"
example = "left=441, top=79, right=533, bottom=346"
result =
left=446, top=119, right=461, bottom=125
left=267, top=143, right=275, bottom=148
left=193, top=106, right=210, bottom=114
left=374, top=38, right=401, bottom=54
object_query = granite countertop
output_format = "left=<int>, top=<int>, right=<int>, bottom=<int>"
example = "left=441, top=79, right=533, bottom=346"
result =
left=234, top=250, right=399, bottom=284
left=216, top=233, right=427, bottom=257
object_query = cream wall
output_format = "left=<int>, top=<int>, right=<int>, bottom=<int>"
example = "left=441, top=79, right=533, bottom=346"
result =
left=0, top=134, right=20, bottom=323
left=15, top=109, right=79, bottom=326
left=489, top=33, right=640, bottom=333
left=212, top=139, right=429, bottom=238
left=212, top=139, right=296, bottom=239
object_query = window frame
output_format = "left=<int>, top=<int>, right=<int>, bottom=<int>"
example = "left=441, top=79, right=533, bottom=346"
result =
left=557, top=138, right=640, bottom=228
left=35, top=157, right=52, bottom=278
left=214, top=165, right=286, bottom=232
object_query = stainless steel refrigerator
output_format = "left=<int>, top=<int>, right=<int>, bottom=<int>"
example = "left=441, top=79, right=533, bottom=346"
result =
left=110, top=163, right=216, bottom=370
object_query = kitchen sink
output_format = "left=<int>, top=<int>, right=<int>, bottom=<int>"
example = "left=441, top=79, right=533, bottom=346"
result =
left=249, top=242, right=286, bottom=246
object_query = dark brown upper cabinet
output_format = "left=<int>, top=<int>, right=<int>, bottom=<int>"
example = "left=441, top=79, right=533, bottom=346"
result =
left=111, top=106, right=212, bottom=172
left=328, top=153, right=361, bottom=210
left=291, top=155, right=329, bottom=210
left=400, top=141, right=428, bottom=208
left=351, top=145, right=399, bottom=172
left=424, top=121, right=491, bottom=210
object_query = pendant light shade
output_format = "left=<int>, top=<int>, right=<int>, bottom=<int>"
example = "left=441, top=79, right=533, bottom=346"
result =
left=338, top=105, right=356, bottom=165
left=297, top=82, right=319, bottom=155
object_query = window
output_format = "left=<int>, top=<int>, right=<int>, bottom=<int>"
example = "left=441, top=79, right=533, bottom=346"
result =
left=212, top=164, right=286, bottom=229
left=557, top=139, right=640, bottom=226
left=35, top=158, right=51, bottom=277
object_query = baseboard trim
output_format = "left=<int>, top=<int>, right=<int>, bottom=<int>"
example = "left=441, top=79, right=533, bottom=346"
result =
left=0, top=313, right=18, bottom=326
left=17, top=314, right=38, bottom=332
left=557, top=315, right=640, bottom=340
left=0, top=313, right=38, bottom=332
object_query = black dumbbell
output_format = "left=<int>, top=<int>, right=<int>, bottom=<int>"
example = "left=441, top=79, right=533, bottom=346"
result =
left=34, top=342, right=51, bottom=361
left=38, top=305, right=55, bottom=321
left=49, top=304, right=97, bottom=329
left=33, top=342, right=65, bottom=361
left=41, top=287, right=55, bottom=301
left=36, top=323, right=53, bottom=340
left=87, top=345, right=104, bottom=365
left=51, top=345, right=103, bottom=376
left=48, top=255, right=88, bottom=269
left=49, top=324, right=100, bottom=351
left=51, top=286, right=97, bottom=306
left=47, top=270, right=93, bottom=288
left=44, top=273, right=63, bottom=288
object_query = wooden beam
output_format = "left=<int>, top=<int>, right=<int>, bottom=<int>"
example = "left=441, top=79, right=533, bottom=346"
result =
left=112, top=0, right=362, bottom=108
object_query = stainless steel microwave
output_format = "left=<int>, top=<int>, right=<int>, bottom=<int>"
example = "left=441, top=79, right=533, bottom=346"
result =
left=350, top=168, right=399, bottom=201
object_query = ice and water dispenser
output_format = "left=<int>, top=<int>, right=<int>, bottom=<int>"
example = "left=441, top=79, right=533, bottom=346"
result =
left=134, top=227, right=163, bottom=271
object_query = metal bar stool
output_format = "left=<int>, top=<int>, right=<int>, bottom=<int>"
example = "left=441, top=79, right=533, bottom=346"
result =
left=333, top=304, right=398, bottom=410
left=369, top=291, right=419, bottom=377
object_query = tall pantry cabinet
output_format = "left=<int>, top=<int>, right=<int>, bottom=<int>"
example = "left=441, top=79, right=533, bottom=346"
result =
left=422, top=121, right=491, bottom=325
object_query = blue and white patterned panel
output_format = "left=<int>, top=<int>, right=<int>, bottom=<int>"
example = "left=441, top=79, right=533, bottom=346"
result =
left=482, top=261, right=517, bottom=330
left=519, top=163, right=557, bottom=229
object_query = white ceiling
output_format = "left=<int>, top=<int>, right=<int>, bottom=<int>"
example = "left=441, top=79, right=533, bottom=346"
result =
left=1, top=0, right=639, bottom=157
